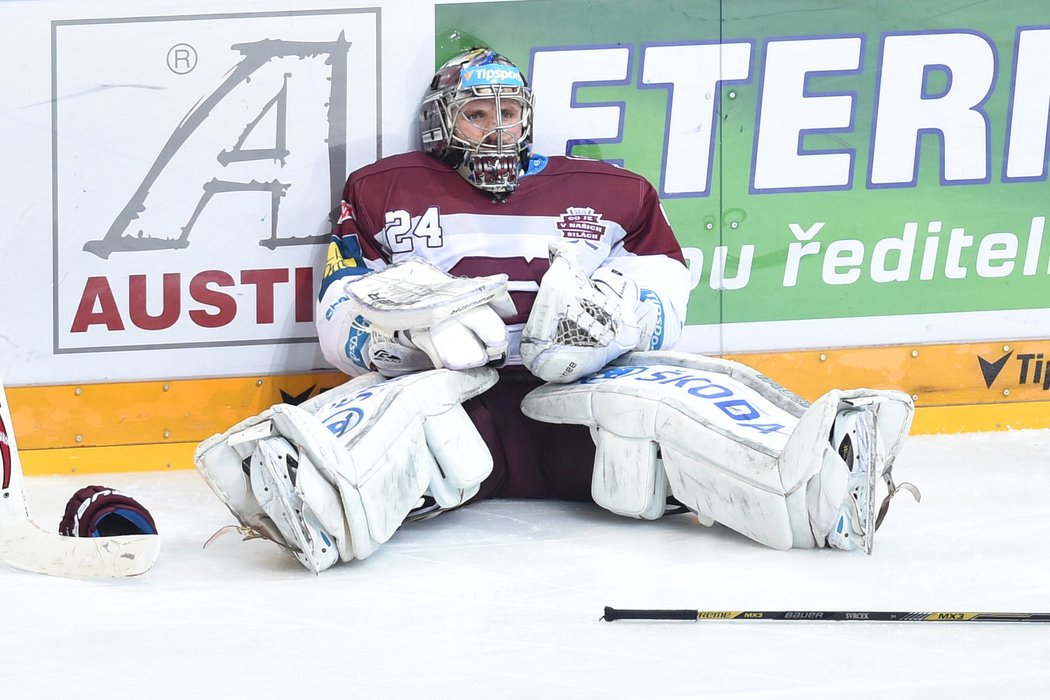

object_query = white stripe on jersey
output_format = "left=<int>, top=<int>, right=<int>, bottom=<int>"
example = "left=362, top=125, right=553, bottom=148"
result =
left=375, top=211, right=629, bottom=276
left=364, top=211, right=664, bottom=366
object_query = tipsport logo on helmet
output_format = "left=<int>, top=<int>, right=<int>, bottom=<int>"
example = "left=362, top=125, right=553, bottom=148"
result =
left=51, top=10, right=380, bottom=354
left=459, top=65, right=525, bottom=88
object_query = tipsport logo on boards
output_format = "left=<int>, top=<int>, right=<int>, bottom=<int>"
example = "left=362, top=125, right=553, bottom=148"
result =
left=978, top=348, right=1050, bottom=392
left=51, top=10, right=380, bottom=353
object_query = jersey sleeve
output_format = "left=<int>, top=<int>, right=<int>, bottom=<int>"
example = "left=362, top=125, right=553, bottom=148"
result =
left=315, top=180, right=385, bottom=376
left=602, top=179, right=690, bottom=351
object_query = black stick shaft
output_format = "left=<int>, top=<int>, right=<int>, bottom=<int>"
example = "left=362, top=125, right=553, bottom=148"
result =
left=601, top=607, right=1050, bottom=623
left=603, top=608, right=699, bottom=621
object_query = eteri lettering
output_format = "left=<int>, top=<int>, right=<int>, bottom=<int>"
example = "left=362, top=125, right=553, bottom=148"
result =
left=69, top=268, right=315, bottom=332
left=537, top=29, right=1050, bottom=196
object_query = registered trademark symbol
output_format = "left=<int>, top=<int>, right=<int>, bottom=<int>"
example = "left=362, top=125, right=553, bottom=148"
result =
left=167, top=43, right=198, bottom=74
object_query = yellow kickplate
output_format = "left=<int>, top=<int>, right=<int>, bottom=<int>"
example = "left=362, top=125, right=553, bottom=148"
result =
left=7, top=373, right=341, bottom=451
left=19, top=442, right=199, bottom=476
left=723, top=339, right=1042, bottom=407
left=18, top=399, right=1050, bottom=476
left=911, top=401, right=1050, bottom=434
left=6, top=339, right=1050, bottom=476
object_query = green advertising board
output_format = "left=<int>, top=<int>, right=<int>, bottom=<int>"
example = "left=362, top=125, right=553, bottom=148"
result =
left=437, top=0, right=1050, bottom=352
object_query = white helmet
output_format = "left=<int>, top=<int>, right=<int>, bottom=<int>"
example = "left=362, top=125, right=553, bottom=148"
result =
left=420, top=48, right=534, bottom=195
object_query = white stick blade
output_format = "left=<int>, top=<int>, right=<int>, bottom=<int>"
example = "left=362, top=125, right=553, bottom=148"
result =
left=1, top=520, right=160, bottom=578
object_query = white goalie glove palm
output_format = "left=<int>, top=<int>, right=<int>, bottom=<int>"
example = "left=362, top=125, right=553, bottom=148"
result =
left=345, top=260, right=516, bottom=377
left=369, top=306, right=511, bottom=376
left=521, top=243, right=644, bottom=383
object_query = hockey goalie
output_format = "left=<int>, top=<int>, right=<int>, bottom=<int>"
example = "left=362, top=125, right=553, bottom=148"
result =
left=194, top=47, right=918, bottom=573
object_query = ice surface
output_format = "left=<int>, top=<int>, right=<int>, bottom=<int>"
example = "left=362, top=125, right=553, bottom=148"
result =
left=2, top=429, right=1049, bottom=698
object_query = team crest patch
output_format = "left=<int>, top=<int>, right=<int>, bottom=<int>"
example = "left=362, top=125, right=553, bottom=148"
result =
left=556, top=207, right=607, bottom=242
left=325, top=240, right=357, bottom=278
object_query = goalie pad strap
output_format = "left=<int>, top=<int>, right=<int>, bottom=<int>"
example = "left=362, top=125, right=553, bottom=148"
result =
left=592, top=431, right=668, bottom=520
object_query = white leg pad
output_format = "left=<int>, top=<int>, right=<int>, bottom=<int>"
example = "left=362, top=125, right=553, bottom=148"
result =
left=195, top=368, right=497, bottom=569
left=522, top=351, right=913, bottom=551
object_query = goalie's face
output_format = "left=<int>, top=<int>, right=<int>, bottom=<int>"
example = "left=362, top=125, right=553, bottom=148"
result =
left=446, top=89, right=531, bottom=195
left=452, top=96, right=525, bottom=147
left=420, top=49, right=534, bottom=196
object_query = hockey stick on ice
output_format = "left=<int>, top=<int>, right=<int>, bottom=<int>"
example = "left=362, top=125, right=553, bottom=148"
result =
left=601, top=607, right=1050, bottom=623
left=1, top=372, right=160, bottom=577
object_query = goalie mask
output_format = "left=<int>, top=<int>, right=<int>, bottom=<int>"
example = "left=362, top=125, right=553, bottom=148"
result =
left=420, top=48, right=534, bottom=195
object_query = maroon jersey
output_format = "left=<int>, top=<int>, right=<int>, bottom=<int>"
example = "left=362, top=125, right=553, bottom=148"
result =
left=317, top=151, right=689, bottom=374
left=315, top=152, right=689, bottom=500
